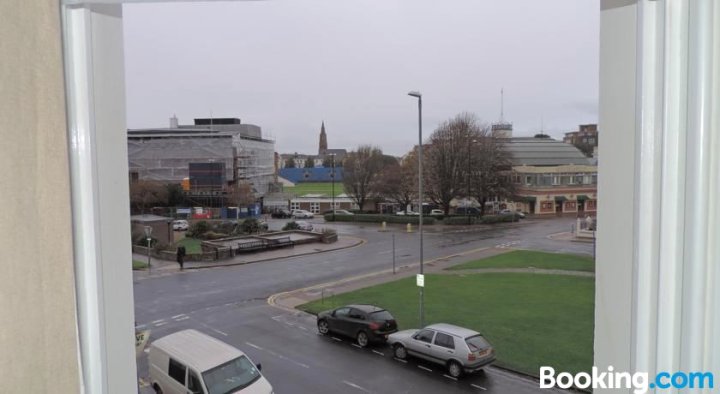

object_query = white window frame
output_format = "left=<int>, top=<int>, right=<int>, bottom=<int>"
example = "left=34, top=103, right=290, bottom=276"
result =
left=59, top=0, right=720, bottom=391
left=310, top=202, right=320, bottom=213
left=290, top=202, right=300, bottom=211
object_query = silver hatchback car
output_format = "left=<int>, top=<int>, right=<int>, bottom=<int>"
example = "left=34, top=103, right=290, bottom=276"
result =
left=387, top=323, right=495, bottom=378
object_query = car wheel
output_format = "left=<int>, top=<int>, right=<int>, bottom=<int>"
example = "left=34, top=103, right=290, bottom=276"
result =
left=393, top=344, right=407, bottom=359
left=317, top=319, right=330, bottom=335
left=448, top=360, right=463, bottom=378
left=356, top=331, right=369, bottom=348
left=153, top=383, right=164, bottom=394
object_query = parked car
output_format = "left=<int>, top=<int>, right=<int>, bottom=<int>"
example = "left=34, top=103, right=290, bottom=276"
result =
left=291, top=209, right=314, bottom=219
left=323, top=209, right=354, bottom=215
left=396, top=211, right=420, bottom=216
left=271, top=208, right=292, bottom=219
left=317, top=304, right=398, bottom=347
left=388, top=323, right=496, bottom=378
left=499, top=209, right=526, bottom=219
left=148, top=329, right=273, bottom=394
left=172, top=220, right=189, bottom=231
left=295, top=220, right=314, bottom=231
left=429, top=209, right=444, bottom=217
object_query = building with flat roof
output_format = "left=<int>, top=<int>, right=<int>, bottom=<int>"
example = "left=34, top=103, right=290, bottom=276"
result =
left=127, top=116, right=275, bottom=197
left=503, top=137, right=597, bottom=215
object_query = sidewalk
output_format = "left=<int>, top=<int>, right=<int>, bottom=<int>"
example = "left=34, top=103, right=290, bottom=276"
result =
left=268, top=246, right=511, bottom=312
left=132, top=236, right=364, bottom=279
left=547, top=231, right=595, bottom=243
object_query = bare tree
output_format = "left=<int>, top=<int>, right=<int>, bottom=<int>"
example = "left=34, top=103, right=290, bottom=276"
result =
left=469, top=135, right=516, bottom=215
left=284, top=157, right=296, bottom=168
left=376, top=150, right=416, bottom=212
left=304, top=157, right=315, bottom=168
left=425, top=113, right=483, bottom=214
left=129, top=180, right=168, bottom=213
left=342, top=145, right=384, bottom=212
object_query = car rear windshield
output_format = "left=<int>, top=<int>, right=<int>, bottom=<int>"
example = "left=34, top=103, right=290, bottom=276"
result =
left=369, top=310, right=394, bottom=321
left=465, top=335, right=491, bottom=351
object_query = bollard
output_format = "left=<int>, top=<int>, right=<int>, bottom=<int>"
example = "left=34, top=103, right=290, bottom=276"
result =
left=381, top=221, right=387, bottom=232
left=407, top=223, right=413, bottom=233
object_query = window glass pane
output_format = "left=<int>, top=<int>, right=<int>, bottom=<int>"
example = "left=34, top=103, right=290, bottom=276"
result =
left=203, top=356, right=260, bottom=394
left=168, top=359, right=186, bottom=384
left=188, top=371, right=202, bottom=393
left=414, top=329, right=435, bottom=343
left=434, top=332, right=455, bottom=349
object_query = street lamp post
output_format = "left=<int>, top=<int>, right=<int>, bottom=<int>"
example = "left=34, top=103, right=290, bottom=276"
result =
left=408, top=90, right=424, bottom=327
left=331, top=154, right=336, bottom=221
left=466, top=139, right=477, bottom=224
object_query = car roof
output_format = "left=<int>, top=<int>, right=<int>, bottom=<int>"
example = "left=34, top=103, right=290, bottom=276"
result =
left=346, top=304, right=386, bottom=313
left=150, top=329, right=244, bottom=372
left=425, top=323, right=480, bottom=338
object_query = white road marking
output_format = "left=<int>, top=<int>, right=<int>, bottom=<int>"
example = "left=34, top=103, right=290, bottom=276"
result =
left=443, top=375, right=458, bottom=381
left=245, top=342, right=263, bottom=350
left=351, top=343, right=362, bottom=349
left=393, top=358, right=407, bottom=363
left=175, top=316, right=189, bottom=322
left=152, top=319, right=165, bottom=324
left=372, top=350, right=384, bottom=356
left=471, top=384, right=487, bottom=390
left=298, top=326, right=307, bottom=331
left=342, top=380, right=371, bottom=393
left=212, top=329, right=228, bottom=337
left=155, top=322, right=167, bottom=327
left=144, top=348, right=150, bottom=353
left=171, top=314, right=186, bottom=319
left=418, top=365, right=433, bottom=372
left=331, top=337, right=342, bottom=342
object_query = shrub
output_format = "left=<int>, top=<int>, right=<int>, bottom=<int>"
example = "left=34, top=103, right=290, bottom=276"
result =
left=283, top=221, right=301, bottom=231
left=240, top=218, right=261, bottom=234
left=201, top=231, right=228, bottom=240
left=323, top=213, right=435, bottom=225
left=187, top=221, right=210, bottom=237
left=214, top=221, right=238, bottom=235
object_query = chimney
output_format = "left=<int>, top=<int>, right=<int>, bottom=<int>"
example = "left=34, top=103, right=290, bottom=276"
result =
left=170, top=114, right=179, bottom=128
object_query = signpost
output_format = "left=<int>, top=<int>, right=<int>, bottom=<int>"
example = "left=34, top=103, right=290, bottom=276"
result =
left=144, top=226, right=152, bottom=274
left=416, top=274, right=425, bottom=288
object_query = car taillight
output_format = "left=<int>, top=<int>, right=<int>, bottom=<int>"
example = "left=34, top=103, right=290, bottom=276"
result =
left=468, top=353, right=477, bottom=361
left=369, top=322, right=380, bottom=330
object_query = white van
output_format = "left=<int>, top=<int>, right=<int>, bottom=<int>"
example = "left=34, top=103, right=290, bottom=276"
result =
left=148, top=329, right=273, bottom=394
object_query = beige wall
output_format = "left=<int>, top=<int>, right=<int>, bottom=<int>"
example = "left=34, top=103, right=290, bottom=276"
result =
left=0, top=1, right=81, bottom=392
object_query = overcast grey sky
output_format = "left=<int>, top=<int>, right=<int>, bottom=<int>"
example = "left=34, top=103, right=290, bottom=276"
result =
left=123, top=0, right=599, bottom=156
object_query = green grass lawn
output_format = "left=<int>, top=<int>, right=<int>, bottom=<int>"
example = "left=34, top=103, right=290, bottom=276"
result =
left=299, top=273, right=594, bottom=377
left=174, top=237, right=203, bottom=254
left=447, top=250, right=595, bottom=272
left=132, top=260, right=148, bottom=270
left=285, top=182, right=345, bottom=197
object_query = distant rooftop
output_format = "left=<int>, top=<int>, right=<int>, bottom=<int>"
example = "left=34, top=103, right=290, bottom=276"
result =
left=502, top=137, right=592, bottom=166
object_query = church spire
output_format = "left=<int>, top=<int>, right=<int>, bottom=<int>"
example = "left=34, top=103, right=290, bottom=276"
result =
left=319, top=121, right=328, bottom=155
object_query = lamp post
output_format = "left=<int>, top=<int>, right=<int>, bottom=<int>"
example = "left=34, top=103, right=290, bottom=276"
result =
left=331, top=153, right=336, bottom=220
left=466, top=139, right=477, bottom=224
left=408, top=90, right=424, bottom=327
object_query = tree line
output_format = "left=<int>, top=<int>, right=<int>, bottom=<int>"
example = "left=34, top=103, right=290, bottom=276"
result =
left=343, top=112, right=515, bottom=215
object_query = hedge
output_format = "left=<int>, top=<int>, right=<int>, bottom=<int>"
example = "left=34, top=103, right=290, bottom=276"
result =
left=444, top=214, right=520, bottom=225
left=324, top=213, right=436, bottom=225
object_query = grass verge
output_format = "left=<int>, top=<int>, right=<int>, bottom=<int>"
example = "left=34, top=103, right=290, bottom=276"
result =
left=446, top=250, right=595, bottom=272
left=174, top=238, right=203, bottom=254
left=299, top=272, right=594, bottom=377
left=132, top=260, right=148, bottom=270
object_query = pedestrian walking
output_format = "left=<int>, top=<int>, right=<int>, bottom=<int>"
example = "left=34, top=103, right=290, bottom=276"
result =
left=176, top=245, right=186, bottom=270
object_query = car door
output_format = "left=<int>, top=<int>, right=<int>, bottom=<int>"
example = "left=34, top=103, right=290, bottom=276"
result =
left=346, top=308, right=368, bottom=336
left=431, top=332, right=457, bottom=364
left=407, top=329, right=436, bottom=361
left=329, top=307, right=352, bottom=335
